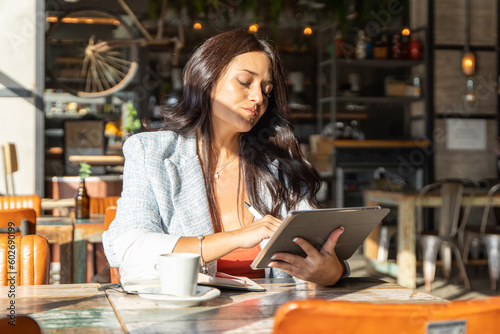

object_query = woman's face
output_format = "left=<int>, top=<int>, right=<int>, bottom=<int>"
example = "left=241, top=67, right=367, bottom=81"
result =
left=211, top=51, right=273, bottom=135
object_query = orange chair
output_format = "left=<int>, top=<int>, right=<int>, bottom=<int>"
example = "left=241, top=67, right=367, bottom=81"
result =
left=104, top=206, right=120, bottom=283
left=0, top=208, right=37, bottom=235
left=0, top=235, right=50, bottom=285
left=273, top=296, right=500, bottom=334
left=87, top=196, right=119, bottom=282
left=0, top=315, right=41, bottom=333
left=104, top=206, right=117, bottom=230
left=89, top=196, right=120, bottom=215
left=0, top=195, right=42, bottom=217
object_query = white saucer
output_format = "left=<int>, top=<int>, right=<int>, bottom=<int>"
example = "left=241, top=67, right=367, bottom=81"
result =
left=138, top=286, right=220, bottom=307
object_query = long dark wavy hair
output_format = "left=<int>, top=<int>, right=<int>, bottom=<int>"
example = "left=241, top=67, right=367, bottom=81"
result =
left=155, top=29, right=321, bottom=232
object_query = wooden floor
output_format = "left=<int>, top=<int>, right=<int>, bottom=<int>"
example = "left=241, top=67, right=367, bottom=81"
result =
left=349, top=250, right=500, bottom=301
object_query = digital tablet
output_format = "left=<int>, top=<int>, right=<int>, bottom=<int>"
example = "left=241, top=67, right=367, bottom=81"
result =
left=250, top=206, right=390, bottom=270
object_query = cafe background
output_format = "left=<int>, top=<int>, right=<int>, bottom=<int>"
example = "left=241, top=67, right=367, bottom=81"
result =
left=0, top=0, right=498, bottom=207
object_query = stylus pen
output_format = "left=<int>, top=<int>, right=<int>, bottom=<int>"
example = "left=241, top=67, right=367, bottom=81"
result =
left=244, top=201, right=264, bottom=220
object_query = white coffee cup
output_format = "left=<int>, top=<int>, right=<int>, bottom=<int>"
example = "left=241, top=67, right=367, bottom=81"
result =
left=157, top=253, right=200, bottom=297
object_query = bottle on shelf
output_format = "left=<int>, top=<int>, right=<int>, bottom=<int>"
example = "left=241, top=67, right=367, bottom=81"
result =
left=373, top=32, right=389, bottom=59
left=391, top=33, right=402, bottom=59
left=365, top=35, right=373, bottom=59
left=344, top=0, right=359, bottom=57
left=355, top=30, right=367, bottom=59
left=409, top=34, right=422, bottom=60
left=335, top=31, right=344, bottom=59
left=74, top=178, right=90, bottom=219
left=401, top=29, right=410, bottom=59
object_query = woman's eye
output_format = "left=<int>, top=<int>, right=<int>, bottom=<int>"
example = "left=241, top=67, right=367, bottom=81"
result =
left=237, top=79, right=250, bottom=87
left=237, top=78, right=272, bottom=98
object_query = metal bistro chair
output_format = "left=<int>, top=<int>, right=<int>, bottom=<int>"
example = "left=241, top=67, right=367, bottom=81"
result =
left=416, top=179, right=478, bottom=292
left=463, top=182, right=500, bottom=290
left=272, top=296, right=500, bottom=334
left=372, top=167, right=408, bottom=263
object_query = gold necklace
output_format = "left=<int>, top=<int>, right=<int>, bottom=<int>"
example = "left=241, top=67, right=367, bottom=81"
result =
left=214, top=154, right=238, bottom=179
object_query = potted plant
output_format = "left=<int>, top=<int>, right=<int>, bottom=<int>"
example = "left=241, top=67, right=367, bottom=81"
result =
left=121, top=102, right=141, bottom=140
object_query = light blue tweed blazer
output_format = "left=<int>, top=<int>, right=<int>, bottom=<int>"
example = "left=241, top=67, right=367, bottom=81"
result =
left=102, top=131, right=313, bottom=278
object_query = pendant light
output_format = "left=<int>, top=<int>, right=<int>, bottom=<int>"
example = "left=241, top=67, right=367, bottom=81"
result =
left=461, top=0, right=475, bottom=76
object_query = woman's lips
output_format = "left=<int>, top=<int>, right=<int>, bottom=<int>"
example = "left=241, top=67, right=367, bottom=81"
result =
left=243, top=107, right=257, bottom=117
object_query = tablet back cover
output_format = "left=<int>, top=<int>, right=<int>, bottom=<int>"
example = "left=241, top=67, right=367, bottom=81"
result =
left=250, top=206, right=390, bottom=269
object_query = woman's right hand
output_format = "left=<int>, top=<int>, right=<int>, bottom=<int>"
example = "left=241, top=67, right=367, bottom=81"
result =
left=231, top=215, right=282, bottom=249
left=172, top=215, right=281, bottom=264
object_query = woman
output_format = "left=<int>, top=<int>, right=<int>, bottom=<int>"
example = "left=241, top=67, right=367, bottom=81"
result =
left=103, top=29, right=348, bottom=286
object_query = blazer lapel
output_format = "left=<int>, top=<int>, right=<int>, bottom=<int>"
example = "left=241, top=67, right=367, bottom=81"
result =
left=165, top=135, right=214, bottom=236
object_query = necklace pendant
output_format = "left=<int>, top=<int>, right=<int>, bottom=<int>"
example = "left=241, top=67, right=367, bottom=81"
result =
left=214, top=173, right=219, bottom=179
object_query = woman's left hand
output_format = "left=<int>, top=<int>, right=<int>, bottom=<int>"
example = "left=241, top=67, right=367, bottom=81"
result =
left=268, top=227, right=345, bottom=286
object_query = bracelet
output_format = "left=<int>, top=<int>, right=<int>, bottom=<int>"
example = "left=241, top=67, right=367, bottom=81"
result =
left=198, top=235, right=208, bottom=274
left=340, top=260, right=350, bottom=280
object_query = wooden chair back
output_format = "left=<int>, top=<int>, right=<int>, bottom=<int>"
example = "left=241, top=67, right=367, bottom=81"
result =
left=0, top=208, right=37, bottom=235
left=104, top=206, right=120, bottom=283
left=90, top=196, right=120, bottom=215
left=273, top=296, right=500, bottom=334
left=0, top=195, right=42, bottom=217
left=2, top=142, right=18, bottom=196
left=0, top=235, right=50, bottom=285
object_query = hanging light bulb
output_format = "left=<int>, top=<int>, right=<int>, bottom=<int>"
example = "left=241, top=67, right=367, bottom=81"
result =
left=462, top=0, right=475, bottom=77
left=193, top=22, right=202, bottom=30
left=461, top=51, right=475, bottom=76
left=463, top=78, right=477, bottom=103
left=303, top=26, right=313, bottom=35
left=248, top=24, right=259, bottom=33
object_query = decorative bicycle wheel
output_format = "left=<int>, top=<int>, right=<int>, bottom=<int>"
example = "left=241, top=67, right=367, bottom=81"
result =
left=46, top=9, right=139, bottom=98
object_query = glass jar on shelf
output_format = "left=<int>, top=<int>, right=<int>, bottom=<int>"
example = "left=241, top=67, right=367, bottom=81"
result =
left=373, top=33, right=389, bottom=59
left=405, top=75, right=422, bottom=97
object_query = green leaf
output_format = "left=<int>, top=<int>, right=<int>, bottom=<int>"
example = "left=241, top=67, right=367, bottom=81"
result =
left=79, top=162, right=92, bottom=180
left=121, top=102, right=141, bottom=132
